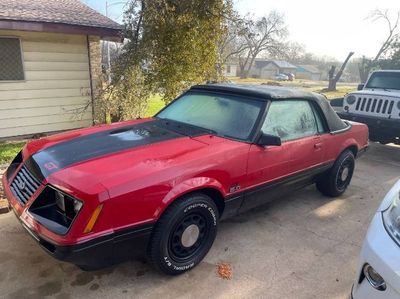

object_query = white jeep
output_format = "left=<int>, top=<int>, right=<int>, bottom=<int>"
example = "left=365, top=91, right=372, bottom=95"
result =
left=337, top=70, right=400, bottom=144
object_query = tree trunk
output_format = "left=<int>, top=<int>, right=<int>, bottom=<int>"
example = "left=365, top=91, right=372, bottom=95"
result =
left=327, top=52, right=354, bottom=91
left=328, top=66, right=336, bottom=90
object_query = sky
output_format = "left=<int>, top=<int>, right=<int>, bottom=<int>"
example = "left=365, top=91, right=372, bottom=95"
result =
left=82, top=0, right=400, bottom=60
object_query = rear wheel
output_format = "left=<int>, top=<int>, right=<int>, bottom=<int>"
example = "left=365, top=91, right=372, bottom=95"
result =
left=147, top=193, right=218, bottom=275
left=316, top=150, right=355, bottom=197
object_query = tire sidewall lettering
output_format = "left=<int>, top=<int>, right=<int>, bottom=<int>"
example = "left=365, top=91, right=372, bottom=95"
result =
left=184, top=202, right=217, bottom=226
left=163, top=255, right=195, bottom=271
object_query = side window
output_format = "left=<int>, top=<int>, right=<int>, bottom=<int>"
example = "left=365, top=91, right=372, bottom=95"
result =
left=261, top=100, right=318, bottom=141
left=310, top=103, right=327, bottom=134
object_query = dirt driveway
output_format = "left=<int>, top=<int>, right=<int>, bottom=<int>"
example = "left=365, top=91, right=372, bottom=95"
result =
left=0, top=143, right=399, bottom=299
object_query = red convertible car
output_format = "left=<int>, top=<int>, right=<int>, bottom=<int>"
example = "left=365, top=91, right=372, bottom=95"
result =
left=3, top=84, right=368, bottom=274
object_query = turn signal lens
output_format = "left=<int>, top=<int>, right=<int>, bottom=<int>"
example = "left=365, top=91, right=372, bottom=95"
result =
left=83, top=204, right=103, bottom=234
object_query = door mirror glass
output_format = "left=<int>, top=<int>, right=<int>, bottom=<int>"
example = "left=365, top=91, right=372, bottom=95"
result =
left=256, top=133, right=281, bottom=146
left=357, top=84, right=364, bottom=91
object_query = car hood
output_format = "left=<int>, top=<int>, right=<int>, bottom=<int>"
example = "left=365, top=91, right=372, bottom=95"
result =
left=349, top=89, right=400, bottom=98
left=23, top=118, right=222, bottom=192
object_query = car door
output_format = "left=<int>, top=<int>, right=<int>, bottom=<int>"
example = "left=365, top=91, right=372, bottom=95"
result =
left=241, top=99, right=325, bottom=211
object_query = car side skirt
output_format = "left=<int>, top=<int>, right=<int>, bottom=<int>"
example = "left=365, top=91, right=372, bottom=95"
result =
left=223, top=162, right=334, bottom=217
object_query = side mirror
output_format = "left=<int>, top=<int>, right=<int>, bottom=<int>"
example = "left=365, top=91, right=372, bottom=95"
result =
left=256, top=133, right=281, bottom=147
left=357, top=84, right=364, bottom=91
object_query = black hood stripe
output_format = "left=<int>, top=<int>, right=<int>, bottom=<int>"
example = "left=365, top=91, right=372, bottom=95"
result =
left=25, top=119, right=206, bottom=180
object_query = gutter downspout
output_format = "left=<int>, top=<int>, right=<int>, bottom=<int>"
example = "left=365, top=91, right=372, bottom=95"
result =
left=86, top=35, right=95, bottom=126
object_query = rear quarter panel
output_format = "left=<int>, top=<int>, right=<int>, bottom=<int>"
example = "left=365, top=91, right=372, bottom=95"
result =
left=322, top=121, right=369, bottom=162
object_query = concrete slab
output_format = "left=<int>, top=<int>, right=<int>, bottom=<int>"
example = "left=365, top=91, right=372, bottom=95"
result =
left=0, top=143, right=399, bottom=299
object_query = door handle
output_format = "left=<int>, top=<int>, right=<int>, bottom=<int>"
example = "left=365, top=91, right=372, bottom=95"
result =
left=314, top=143, right=323, bottom=149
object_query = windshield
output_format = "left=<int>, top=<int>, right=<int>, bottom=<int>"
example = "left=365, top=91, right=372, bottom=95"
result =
left=156, top=92, right=264, bottom=140
left=365, top=72, right=400, bottom=90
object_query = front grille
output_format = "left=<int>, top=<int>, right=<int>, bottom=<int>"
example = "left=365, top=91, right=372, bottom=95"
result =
left=10, top=166, right=41, bottom=206
left=354, top=97, right=395, bottom=116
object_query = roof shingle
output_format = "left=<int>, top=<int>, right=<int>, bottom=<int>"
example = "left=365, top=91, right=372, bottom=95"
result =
left=0, top=0, right=122, bottom=30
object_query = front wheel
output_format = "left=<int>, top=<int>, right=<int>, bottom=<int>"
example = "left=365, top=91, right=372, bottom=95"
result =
left=147, top=193, right=219, bottom=275
left=316, top=150, right=355, bottom=197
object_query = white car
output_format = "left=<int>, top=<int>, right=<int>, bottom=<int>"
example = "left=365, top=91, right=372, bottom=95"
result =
left=352, top=179, right=400, bottom=298
left=274, top=73, right=289, bottom=81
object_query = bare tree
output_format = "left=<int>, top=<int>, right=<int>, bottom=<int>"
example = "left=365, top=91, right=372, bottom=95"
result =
left=359, top=9, right=400, bottom=82
left=327, top=52, right=354, bottom=91
left=238, top=11, right=288, bottom=78
left=281, top=42, right=306, bottom=63
left=217, top=15, right=249, bottom=76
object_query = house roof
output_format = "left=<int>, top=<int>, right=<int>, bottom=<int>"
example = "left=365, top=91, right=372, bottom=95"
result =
left=297, top=65, right=322, bottom=74
left=254, top=59, right=271, bottom=69
left=254, top=59, right=297, bottom=70
left=269, top=60, right=297, bottom=69
left=0, top=0, right=122, bottom=40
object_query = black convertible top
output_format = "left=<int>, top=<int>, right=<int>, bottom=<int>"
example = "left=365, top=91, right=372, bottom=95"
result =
left=190, top=84, right=348, bottom=132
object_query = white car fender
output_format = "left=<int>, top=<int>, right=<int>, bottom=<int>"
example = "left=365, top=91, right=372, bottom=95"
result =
left=377, top=179, right=400, bottom=212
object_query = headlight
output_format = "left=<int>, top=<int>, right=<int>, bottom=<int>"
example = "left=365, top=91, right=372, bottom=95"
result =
left=382, top=191, right=400, bottom=245
left=55, top=190, right=83, bottom=219
left=346, top=95, right=356, bottom=105
left=29, top=186, right=83, bottom=235
left=55, top=192, right=65, bottom=212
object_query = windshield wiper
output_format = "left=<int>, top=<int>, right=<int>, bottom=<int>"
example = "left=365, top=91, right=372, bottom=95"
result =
left=156, top=118, right=217, bottom=136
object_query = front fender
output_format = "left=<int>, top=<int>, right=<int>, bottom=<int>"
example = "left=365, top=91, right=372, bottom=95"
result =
left=153, top=177, right=226, bottom=219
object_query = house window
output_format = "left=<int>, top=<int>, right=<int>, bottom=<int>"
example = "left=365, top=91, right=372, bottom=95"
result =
left=227, top=65, right=231, bottom=73
left=0, top=37, right=24, bottom=81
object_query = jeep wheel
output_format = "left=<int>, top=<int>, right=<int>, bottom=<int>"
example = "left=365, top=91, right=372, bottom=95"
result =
left=316, top=150, right=355, bottom=197
left=147, top=193, right=219, bottom=275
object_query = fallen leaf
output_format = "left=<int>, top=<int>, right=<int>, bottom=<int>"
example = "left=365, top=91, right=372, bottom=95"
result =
left=217, top=262, right=232, bottom=280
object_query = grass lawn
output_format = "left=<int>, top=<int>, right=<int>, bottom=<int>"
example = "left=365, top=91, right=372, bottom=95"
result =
left=144, top=79, right=355, bottom=118
left=230, top=77, right=357, bottom=99
left=146, top=94, right=165, bottom=117
left=0, top=142, right=25, bottom=165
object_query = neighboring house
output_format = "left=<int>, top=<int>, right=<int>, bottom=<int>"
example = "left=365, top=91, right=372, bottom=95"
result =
left=249, top=59, right=297, bottom=79
left=296, top=65, right=322, bottom=81
left=223, top=59, right=238, bottom=77
left=0, top=0, right=122, bottom=139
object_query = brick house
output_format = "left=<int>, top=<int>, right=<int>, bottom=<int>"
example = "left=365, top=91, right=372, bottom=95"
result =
left=0, top=0, right=122, bottom=139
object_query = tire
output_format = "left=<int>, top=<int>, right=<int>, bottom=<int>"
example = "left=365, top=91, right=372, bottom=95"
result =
left=147, top=193, right=219, bottom=275
left=316, top=150, right=355, bottom=197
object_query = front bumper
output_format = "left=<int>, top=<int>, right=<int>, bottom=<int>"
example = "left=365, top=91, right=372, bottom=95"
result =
left=3, top=167, right=153, bottom=270
left=338, top=112, right=400, bottom=143
left=352, top=213, right=400, bottom=299
left=17, top=211, right=153, bottom=269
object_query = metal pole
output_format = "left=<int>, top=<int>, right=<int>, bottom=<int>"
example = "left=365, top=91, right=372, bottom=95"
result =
left=106, top=1, right=111, bottom=83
